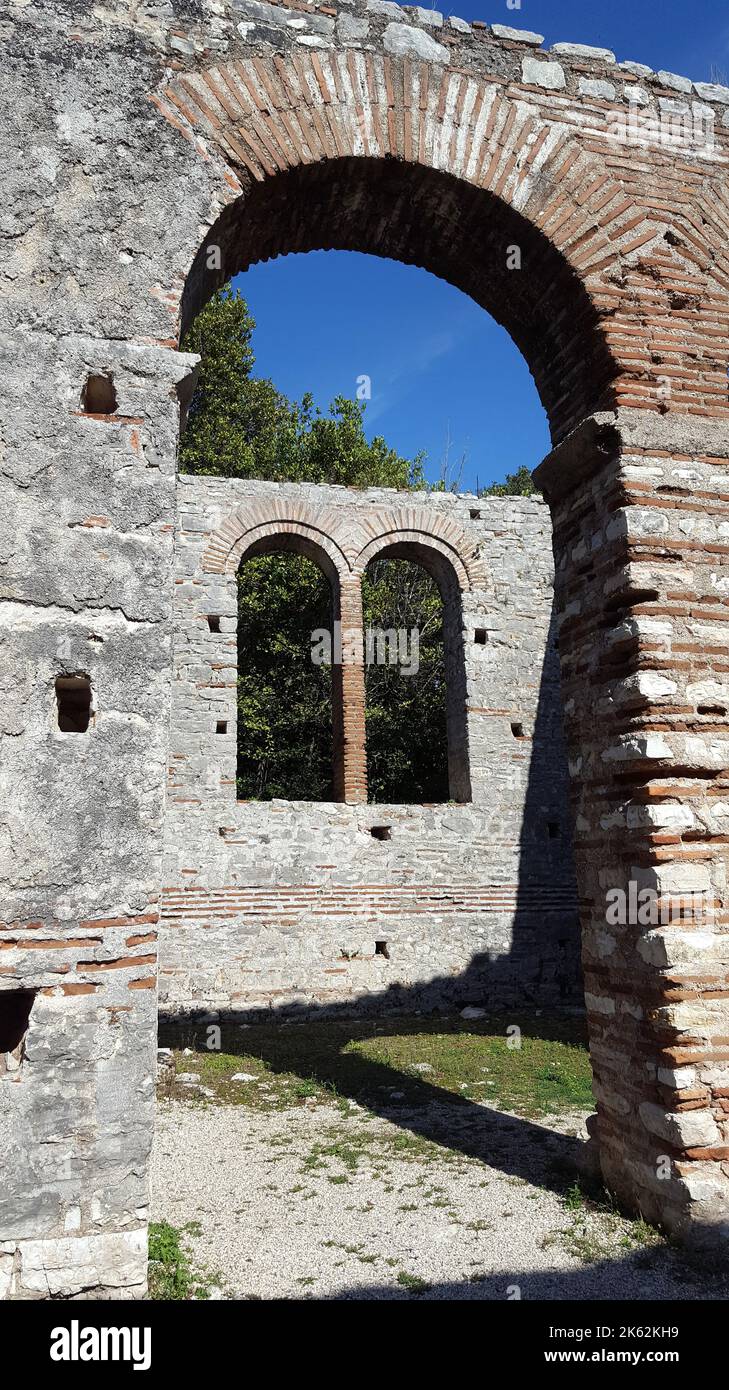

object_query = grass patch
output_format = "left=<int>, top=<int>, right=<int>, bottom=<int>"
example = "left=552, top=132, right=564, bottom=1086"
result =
left=540, top=1178, right=666, bottom=1266
left=396, top=1270, right=431, bottom=1293
left=158, top=1010, right=592, bottom=1119
left=147, top=1221, right=220, bottom=1300
left=299, top=1122, right=448, bottom=1178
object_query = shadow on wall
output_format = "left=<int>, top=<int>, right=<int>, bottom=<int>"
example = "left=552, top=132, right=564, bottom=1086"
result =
left=515, top=595, right=581, bottom=1007
left=162, top=589, right=582, bottom=1022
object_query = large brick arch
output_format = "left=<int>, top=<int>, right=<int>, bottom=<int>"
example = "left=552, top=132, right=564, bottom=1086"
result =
left=5, top=0, right=729, bottom=1300
left=155, top=43, right=729, bottom=446
left=160, top=12, right=729, bottom=1251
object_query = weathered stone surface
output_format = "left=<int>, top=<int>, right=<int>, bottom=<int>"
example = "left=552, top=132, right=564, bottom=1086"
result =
left=491, top=24, right=544, bottom=46
left=620, top=60, right=653, bottom=77
left=552, top=42, right=616, bottom=63
left=366, top=0, right=401, bottom=15
left=522, top=56, right=566, bottom=90
left=4, top=0, right=729, bottom=1303
left=693, top=81, right=729, bottom=105
left=657, top=70, right=693, bottom=93
left=234, top=0, right=334, bottom=31
left=383, top=21, right=448, bottom=61
left=337, top=14, right=369, bottom=42
left=16, top=1231, right=147, bottom=1299
left=409, top=6, right=443, bottom=28
left=579, top=78, right=617, bottom=101
left=639, top=1103, right=722, bottom=1149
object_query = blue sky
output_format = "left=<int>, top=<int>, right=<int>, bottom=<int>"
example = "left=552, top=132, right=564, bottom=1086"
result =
left=232, top=0, right=729, bottom=492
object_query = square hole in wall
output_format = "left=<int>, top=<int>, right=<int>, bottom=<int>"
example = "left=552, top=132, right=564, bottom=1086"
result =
left=207, top=615, right=221, bottom=633
left=375, top=940, right=390, bottom=959
left=216, top=720, right=228, bottom=735
left=55, top=675, right=92, bottom=732
left=469, top=509, right=481, bottom=521
left=370, top=825, right=392, bottom=841
left=474, top=629, right=488, bottom=645
left=547, top=821, right=560, bottom=839
left=82, top=372, right=117, bottom=415
left=511, top=721, right=525, bottom=738
left=0, top=989, right=35, bottom=1079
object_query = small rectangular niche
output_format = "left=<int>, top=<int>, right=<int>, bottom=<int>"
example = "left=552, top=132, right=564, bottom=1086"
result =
left=474, top=629, right=488, bottom=645
left=56, top=674, right=92, bottom=732
left=0, top=989, right=35, bottom=1079
left=469, top=509, right=481, bottom=521
left=207, top=615, right=221, bottom=633
left=370, top=825, right=392, bottom=841
left=216, top=720, right=228, bottom=735
left=547, top=821, right=560, bottom=839
left=375, top=940, right=390, bottom=959
left=82, top=372, right=117, bottom=415
left=511, top=721, right=525, bottom=738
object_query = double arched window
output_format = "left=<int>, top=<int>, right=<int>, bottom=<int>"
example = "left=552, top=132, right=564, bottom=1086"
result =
left=222, top=513, right=476, bottom=806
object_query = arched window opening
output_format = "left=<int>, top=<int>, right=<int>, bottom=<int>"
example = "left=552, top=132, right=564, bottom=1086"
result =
left=236, top=549, right=334, bottom=801
left=363, top=550, right=469, bottom=805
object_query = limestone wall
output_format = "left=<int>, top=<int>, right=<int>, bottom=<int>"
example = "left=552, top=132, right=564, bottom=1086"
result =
left=160, top=478, right=580, bottom=1018
left=4, top=0, right=729, bottom=1298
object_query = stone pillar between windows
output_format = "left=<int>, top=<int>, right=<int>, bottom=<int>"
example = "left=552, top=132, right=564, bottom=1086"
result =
left=332, top=574, right=368, bottom=804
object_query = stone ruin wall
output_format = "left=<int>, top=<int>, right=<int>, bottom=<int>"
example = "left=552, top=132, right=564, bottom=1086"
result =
left=3, top=0, right=729, bottom=1298
left=160, top=478, right=580, bottom=1020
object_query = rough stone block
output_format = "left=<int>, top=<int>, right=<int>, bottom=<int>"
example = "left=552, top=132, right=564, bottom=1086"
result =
left=383, top=20, right=449, bottom=61
left=522, top=56, right=566, bottom=90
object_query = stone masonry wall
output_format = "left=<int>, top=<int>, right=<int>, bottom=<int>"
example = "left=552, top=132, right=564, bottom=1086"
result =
left=536, top=409, right=729, bottom=1245
left=4, top=0, right=729, bottom=1296
left=160, top=477, right=580, bottom=1018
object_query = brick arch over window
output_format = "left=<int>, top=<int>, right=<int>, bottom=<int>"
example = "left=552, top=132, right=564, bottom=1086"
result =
left=354, top=516, right=488, bottom=593
left=203, top=506, right=352, bottom=583
left=207, top=510, right=365, bottom=803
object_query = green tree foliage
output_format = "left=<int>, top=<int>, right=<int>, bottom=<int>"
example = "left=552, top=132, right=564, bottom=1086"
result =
left=181, top=287, right=447, bottom=803
left=479, top=464, right=535, bottom=497
left=180, top=287, right=422, bottom=488
left=363, top=559, right=448, bottom=804
left=236, top=553, right=334, bottom=801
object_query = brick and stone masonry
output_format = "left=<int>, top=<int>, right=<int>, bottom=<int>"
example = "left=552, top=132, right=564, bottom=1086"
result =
left=161, top=478, right=578, bottom=1018
left=3, top=0, right=729, bottom=1297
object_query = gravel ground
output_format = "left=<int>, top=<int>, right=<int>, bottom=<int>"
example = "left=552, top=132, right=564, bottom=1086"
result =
left=151, top=1096, right=726, bottom=1301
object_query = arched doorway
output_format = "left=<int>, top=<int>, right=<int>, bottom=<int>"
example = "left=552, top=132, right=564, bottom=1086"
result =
left=8, top=7, right=728, bottom=1303
left=154, top=61, right=728, bottom=1235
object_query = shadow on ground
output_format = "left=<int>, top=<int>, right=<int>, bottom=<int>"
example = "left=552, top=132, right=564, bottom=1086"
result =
left=316, top=1255, right=726, bottom=1301
left=159, top=1008, right=595, bottom=1200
